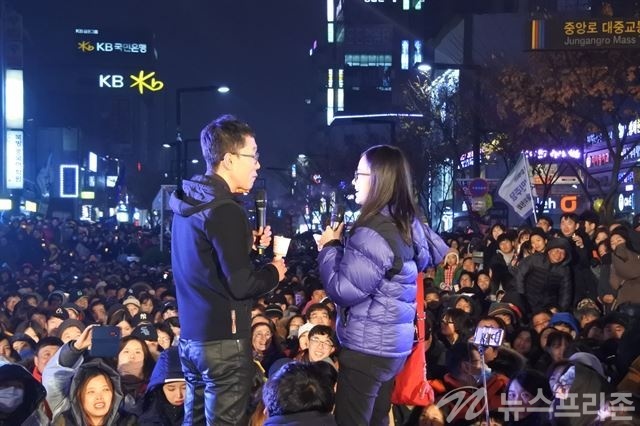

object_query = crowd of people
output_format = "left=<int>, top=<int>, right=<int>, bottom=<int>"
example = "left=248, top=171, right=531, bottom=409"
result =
left=0, top=114, right=639, bottom=425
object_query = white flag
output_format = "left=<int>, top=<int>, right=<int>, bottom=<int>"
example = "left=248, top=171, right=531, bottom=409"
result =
left=497, top=155, right=534, bottom=219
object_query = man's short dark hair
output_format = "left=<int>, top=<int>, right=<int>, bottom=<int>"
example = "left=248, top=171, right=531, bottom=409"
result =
left=308, top=324, right=337, bottom=347
left=560, top=213, right=579, bottom=224
left=200, top=114, right=255, bottom=170
left=306, top=303, right=331, bottom=321
left=35, top=336, right=63, bottom=355
left=262, top=361, right=337, bottom=416
left=537, top=215, right=553, bottom=228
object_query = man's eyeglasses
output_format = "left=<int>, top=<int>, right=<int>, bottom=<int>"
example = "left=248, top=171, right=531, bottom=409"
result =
left=309, top=336, right=334, bottom=348
left=354, top=171, right=370, bottom=181
left=234, top=152, right=260, bottom=163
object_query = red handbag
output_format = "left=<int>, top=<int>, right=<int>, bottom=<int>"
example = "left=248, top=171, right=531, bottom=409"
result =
left=391, top=272, right=435, bottom=406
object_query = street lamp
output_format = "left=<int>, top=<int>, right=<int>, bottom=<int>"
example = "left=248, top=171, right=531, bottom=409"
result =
left=175, top=85, right=230, bottom=190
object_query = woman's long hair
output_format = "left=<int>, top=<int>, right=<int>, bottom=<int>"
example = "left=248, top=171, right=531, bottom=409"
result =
left=353, top=145, right=417, bottom=244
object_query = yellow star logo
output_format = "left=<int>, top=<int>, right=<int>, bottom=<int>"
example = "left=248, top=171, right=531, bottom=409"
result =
left=129, top=70, right=164, bottom=94
left=77, top=41, right=94, bottom=52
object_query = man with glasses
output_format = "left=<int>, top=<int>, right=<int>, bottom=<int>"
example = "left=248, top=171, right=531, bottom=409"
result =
left=170, top=114, right=287, bottom=425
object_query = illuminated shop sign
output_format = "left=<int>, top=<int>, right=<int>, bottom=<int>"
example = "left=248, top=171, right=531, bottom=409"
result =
left=536, top=195, right=581, bottom=214
left=5, top=130, right=24, bottom=189
left=525, top=148, right=581, bottom=161
left=530, top=18, right=640, bottom=50
left=618, top=193, right=635, bottom=212
left=98, top=70, right=164, bottom=94
left=77, top=40, right=148, bottom=54
left=586, top=118, right=640, bottom=147
left=586, top=170, right=634, bottom=191
left=585, top=144, right=640, bottom=168
left=60, top=165, right=79, bottom=198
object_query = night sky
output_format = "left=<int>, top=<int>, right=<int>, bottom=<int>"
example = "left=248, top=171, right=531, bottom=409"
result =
left=10, top=0, right=325, bottom=171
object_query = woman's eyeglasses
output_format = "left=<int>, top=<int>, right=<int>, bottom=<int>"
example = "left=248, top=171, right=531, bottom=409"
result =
left=353, top=171, right=370, bottom=181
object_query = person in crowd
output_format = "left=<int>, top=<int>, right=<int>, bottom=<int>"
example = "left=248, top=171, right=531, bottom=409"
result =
left=434, top=249, right=461, bottom=291
left=490, top=232, right=518, bottom=293
left=31, top=336, right=62, bottom=382
left=457, top=271, right=475, bottom=291
left=295, top=322, right=315, bottom=354
left=88, top=300, right=108, bottom=325
left=55, top=318, right=85, bottom=344
left=305, top=303, right=332, bottom=326
left=580, top=210, right=600, bottom=241
left=531, top=309, right=553, bottom=334
left=317, top=144, right=432, bottom=425
left=294, top=324, right=338, bottom=365
left=504, top=368, right=552, bottom=426
left=0, top=356, right=49, bottom=425
left=559, top=213, right=599, bottom=305
left=154, top=322, right=175, bottom=351
left=439, top=342, right=509, bottom=424
left=544, top=330, right=573, bottom=364
left=529, top=227, right=548, bottom=254
left=116, top=335, right=156, bottom=406
left=43, top=324, right=137, bottom=425
left=261, top=361, right=338, bottom=425
left=548, top=360, right=611, bottom=425
left=609, top=226, right=640, bottom=307
left=514, top=237, right=573, bottom=314
left=549, top=312, right=580, bottom=338
left=122, top=296, right=141, bottom=318
left=283, top=314, right=305, bottom=356
left=138, top=347, right=186, bottom=425
left=483, top=223, right=506, bottom=271
left=251, top=322, right=286, bottom=377
left=46, top=306, right=69, bottom=336
left=440, top=308, right=473, bottom=348
left=107, top=308, right=134, bottom=338
left=169, top=115, right=286, bottom=424
left=536, top=215, right=554, bottom=235
left=510, top=327, right=540, bottom=366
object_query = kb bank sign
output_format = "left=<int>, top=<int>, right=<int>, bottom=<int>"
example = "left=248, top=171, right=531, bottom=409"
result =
left=98, top=70, right=164, bottom=94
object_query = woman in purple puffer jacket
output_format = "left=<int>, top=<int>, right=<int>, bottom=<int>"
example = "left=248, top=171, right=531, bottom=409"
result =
left=318, top=144, right=432, bottom=426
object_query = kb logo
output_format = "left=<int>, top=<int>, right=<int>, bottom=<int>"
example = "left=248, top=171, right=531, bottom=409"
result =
left=98, top=71, right=164, bottom=94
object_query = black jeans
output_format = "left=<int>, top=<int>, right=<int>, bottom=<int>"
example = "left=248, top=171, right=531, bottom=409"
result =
left=335, top=347, right=407, bottom=426
left=179, top=338, right=253, bottom=425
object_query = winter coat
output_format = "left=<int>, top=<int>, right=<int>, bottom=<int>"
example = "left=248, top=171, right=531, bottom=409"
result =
left=137, top=347, right=184, bottom=425
left=610, top=244, right=640, bottom=307
left=43, top=343, right=136, bottom=426
left=0, top=357, right=49, bottom=426
left=514, top=238, right=573, bottom=313
left=318, top=212, right=431, bottom=358
left=170, top=174, right=279, bottom=341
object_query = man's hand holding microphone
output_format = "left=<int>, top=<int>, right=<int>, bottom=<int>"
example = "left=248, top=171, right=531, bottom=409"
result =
left=254, top=189, right=287, bottom=282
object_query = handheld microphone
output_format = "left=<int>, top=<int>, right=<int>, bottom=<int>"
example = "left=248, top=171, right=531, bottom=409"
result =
left=330, top=203, right=345, bottom=231
left=255, top=189, right=267, bottom=254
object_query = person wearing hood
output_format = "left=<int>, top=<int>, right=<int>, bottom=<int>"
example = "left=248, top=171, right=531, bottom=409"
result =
left=0, top=356, right=48, bottom=426
left=169, top=115, right=286, bottom=424
left=434, top=249, right=461, bottom=291
left=137, top=347, right=186, bottom=426
left=609, top=226, right=640, bottom=307
left=42, top=324, right=136, bottom=425
left=514, top=237, right=573, bottom=314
